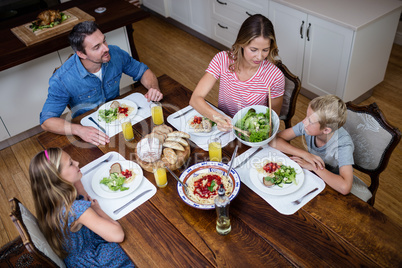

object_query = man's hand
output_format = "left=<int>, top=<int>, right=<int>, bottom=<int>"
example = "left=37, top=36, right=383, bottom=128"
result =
left=145, top=88, right=163, bottom=102
left=76, top=125, right=110, bottom=146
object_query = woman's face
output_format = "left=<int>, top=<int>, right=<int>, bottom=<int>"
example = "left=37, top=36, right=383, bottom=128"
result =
left=242, top=36, right=270, bottom=67
left=59, top=151, right=82, bottom=184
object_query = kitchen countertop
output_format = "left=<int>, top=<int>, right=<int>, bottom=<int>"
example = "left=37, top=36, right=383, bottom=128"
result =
left=273, top=0, right=402, bottom=30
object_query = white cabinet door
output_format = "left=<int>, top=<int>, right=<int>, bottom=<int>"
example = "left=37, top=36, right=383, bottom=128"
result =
left=302, top=15, right=353, bottom=97
left=143, top=0, right=170, bottom=17
left=0, top=52, right=62, bottom=136
left=0, top=117, right=10, bottom=142
left=169, top=0, right=191, bottom=25
left=189, top=0, right=211, bottom=37
left=269, top=1, right=306, bottom=78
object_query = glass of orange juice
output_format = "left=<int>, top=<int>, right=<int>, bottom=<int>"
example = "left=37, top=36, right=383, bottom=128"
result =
left=121, top=120, right=134, bottom=141
left=208, top=137, right=222, bottom=162
left=153, top=166, right=168, bottom=188
left=150, top=102, right=164, bottom=125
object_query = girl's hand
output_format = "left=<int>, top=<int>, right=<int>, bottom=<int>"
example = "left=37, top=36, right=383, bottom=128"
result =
left=88, top=196, right=101, bottom=211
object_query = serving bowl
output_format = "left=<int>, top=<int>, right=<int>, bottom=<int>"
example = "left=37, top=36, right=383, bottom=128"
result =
left=177, top=161, right=241, bottom=210
left=231, top=105, right=279, bottom=147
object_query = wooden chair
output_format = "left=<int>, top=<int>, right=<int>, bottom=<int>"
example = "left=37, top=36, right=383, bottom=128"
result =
left=276, top=60, right=301, bottom=129
left=343, top=102, right=401, bottom=205
left=9, top=198, right=66, bottom=268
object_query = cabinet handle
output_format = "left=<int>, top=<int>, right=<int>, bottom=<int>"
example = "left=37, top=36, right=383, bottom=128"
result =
left=300, top=21, right=304, bottom=39
left=246, top=11, right=252, bottom=17
left=216, top=0, right=227, bottom=5
left=307, top=23, right=311, bottom=41
left=218, top=23, right=228, bottom=29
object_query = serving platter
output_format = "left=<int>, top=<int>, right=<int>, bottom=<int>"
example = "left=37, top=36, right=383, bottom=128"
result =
left=177, top=161, right=241, bottom=210
left=249, top=157, right=304, bottom=195
left=91, top=160, right=143, bottom=199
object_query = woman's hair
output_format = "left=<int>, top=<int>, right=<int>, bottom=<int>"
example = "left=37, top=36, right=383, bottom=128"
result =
left=309, top=95, right=347, bottom=131
left=229, top=14, right=279, bottom=72
left=68, top=20, right=99, bottom=53
left=29, top=148, right=77, bottom=258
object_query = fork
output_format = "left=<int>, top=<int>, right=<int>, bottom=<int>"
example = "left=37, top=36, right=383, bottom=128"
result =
left=82, top=154, right=114, bottom=175
left=292, top=188, right=318, bottom=205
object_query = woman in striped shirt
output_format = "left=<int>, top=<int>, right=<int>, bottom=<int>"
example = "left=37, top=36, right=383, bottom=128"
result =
left=190, top=14, right=285, bottom=131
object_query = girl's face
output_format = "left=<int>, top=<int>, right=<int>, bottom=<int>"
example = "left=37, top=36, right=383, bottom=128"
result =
left=302, top=106, right=323, bottom=136
left=59, top=151, right=82, bottom=184
left=242, top=36, right=270, bottom=67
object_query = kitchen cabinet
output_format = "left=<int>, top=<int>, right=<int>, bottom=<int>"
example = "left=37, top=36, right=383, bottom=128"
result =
left=168, top=0, right=211, bottom=37
left=143, top=0, right=169, bottom=17
left=0, top=27, right=134, bottom=142
left=0, top=117, right=10, bottom=141
left=211, top=0, right=269, bottom=48
left=270, top=1, right=353, bottom=97
left=269, top=0, right=401, bottom=101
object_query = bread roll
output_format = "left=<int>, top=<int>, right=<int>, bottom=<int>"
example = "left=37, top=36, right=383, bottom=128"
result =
left=153, top=124, right=173, bottom=134
left=163, top=141, right=184, bottom=151
left=163, top=148, right=177, bottom=164
left=167, top=131, right=190, bottom=139
left=165, top=136, right=188, bottom=146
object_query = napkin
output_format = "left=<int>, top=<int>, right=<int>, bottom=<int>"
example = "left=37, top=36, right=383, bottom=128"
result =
left=80, top=151, right=157, bottom=220
left=167, top=105, right=236, bottom=151
left=234, top=146, right=326, bottom=215
left=80, top=93, right=152, bottom=138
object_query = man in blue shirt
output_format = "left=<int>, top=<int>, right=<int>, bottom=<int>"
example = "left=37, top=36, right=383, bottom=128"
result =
left=40, top=21, right=162, bottom=145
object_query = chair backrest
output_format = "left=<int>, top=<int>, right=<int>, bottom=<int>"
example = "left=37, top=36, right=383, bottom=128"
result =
left=343, top=102, right=401, bottom=205
left=276, top=60, right=301, bottom=129
left=9, top=198, right=66, bottom=268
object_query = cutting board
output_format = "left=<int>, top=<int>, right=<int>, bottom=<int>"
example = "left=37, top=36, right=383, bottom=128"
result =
left=11, top=7, right=94, bottom=46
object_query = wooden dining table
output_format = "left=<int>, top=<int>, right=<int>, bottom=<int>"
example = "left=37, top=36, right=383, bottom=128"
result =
left=37, top=74, right=401, bottom=267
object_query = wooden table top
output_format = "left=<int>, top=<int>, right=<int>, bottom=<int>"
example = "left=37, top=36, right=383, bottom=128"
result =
left=0, top=0, right=149, bottom=71
left=37, top=74, right=402, bottom=267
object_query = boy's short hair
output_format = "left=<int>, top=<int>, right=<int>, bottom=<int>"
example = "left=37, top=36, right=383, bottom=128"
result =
left=309, top=95, right=347, bottom=131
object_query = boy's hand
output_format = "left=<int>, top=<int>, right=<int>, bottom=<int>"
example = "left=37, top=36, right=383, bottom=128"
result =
left=301, top=152, right=325, bottom=170
left=290, top=156, right=316, bottom=171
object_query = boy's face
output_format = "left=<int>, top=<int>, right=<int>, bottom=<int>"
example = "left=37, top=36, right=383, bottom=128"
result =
left=302, top=106, right=324, bottom=136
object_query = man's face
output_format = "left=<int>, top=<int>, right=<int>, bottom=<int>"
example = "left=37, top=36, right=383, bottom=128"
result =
left=80, top=29, right=110, bottom=64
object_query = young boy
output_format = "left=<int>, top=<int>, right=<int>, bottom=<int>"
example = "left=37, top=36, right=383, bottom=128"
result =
left=269, top=95, right=354, bottom=195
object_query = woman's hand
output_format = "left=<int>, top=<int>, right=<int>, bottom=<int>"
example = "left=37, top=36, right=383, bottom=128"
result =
left=212, top=114, right=232, bottom=132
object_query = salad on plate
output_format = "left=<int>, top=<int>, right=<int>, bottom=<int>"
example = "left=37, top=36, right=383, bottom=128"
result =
left=234, top=108, right=272, bottom=142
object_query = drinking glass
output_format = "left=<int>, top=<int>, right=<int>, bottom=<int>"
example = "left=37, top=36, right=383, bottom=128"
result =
left=150, top=102, right=164, bottom=125
left=208, top=137, right=222, bottom=162
left=153, top=166, right=168, bottom=188
left=121, top=120, right=134, bottom=141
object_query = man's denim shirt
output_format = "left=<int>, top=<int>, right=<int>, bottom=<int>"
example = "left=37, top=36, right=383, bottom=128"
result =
left=40, top=45, right=148, bottom=124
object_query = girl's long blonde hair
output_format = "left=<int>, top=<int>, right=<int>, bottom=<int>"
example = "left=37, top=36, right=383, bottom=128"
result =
left=29, top=147, right=77, bottom=258
left=229, top=14, right=279, bottom=72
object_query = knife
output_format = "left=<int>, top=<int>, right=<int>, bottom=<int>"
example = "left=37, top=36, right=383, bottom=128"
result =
left=88, top=116, right=106, bottom=133
left=234, top=147, right=263, bottom=168
left=113, top=189, right=152, bottom=214
left=173, top=107, right=194, bottom=119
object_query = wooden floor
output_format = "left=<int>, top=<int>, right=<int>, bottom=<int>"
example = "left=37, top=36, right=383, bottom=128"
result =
left=0, top=15, right=401, bottom=247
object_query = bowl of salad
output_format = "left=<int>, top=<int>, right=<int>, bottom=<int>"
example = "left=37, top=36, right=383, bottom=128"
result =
left=232, top=105, right=279, bottom=147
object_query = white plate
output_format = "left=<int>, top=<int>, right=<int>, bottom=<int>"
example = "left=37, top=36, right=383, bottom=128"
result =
left=96, top=99, right=138, bottom=125
left=177, top=161, right=241, bottom=210
left=92, top=160, right=143, bottom=199
left=249, top=157, right=304, bottom=195
left=183, top=110, right=219, bottom=137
